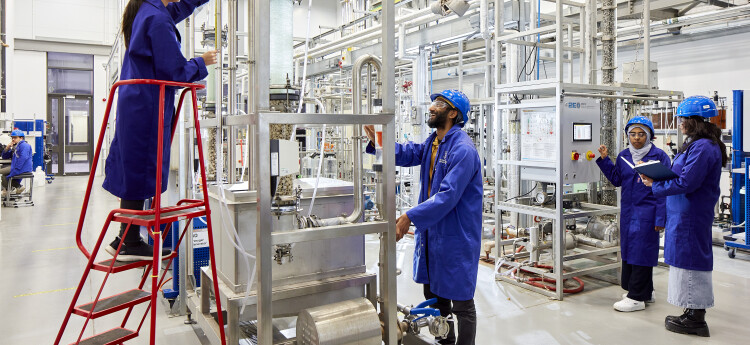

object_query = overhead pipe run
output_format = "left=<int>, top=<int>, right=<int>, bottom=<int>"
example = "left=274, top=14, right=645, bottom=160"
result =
left=294, top=0, right=483, bottom=60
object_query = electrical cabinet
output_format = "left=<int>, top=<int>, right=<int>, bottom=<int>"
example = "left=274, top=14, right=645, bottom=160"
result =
left=520, top=97, right=602, bottom=184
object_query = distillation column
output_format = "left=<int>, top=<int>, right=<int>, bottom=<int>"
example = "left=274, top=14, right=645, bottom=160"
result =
left=600, top=0, right=617, bottom=205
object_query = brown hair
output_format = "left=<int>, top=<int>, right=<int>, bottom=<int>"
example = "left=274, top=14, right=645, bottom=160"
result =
left=121, top=0, right=145, bottom=50
left=680, top=116, right=729, bottom=166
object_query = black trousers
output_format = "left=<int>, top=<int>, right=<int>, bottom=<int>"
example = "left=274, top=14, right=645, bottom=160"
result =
left=423, top=284, right=476, bottom=345
left=119, top=199, right=145, bottom=246
left=621, top=260, right=654, bottom=302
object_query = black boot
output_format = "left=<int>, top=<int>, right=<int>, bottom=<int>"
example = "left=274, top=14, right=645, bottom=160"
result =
left=665, top=309, right=710, bottom=337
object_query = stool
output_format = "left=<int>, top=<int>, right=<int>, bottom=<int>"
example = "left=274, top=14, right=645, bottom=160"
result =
left=3, top=172, right=34, bottom=207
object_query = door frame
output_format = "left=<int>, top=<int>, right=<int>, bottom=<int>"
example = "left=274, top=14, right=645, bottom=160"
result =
left=47, top=94, right=95, bottom=176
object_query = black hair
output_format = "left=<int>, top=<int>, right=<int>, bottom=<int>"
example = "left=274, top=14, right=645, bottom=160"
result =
left=680, top=115, right=729, bottom=166
left=121, top=0, right=145, bottom=50
left=453, top=109, right=462, bottom=125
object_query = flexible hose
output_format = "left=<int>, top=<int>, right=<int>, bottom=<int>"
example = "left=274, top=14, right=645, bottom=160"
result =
left=521, top=264, right=584, bottom=294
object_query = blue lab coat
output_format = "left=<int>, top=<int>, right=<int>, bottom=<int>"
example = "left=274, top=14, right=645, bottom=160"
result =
left=596, top=146, right=670, bottom=267
left=103, top=0, right=209, bottom=200
left=652, top=138, right=723, bottom=271
left=2, top=140, right=33, bottom=178
left=370, top=125, right=483, bottom=301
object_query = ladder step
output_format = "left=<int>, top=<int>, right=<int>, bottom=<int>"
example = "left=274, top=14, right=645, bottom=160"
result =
left=93, top=252, right=177, bottom=273
left=112, top=205, right=206, bottom=227
left=73, top=289, right=151, bottom=319
left=69, top=327, right=137, bottom=345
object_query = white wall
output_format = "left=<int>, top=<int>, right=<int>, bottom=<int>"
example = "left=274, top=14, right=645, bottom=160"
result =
left=14, top=0, right=119, bottom=45
left=618, top=31, right=750, bottom=128
left=10, top=51, right=47, bottom=119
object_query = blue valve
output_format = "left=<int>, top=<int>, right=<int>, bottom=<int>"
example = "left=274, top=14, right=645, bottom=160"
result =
left=409, top=298, right=441, bottom=317
left=415, top=298, right=437, bottom=309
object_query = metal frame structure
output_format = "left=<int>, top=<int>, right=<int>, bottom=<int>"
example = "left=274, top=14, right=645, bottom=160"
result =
left=492, top=0, right=683, bottom=300
left=181, top=0, right=399, bottom=344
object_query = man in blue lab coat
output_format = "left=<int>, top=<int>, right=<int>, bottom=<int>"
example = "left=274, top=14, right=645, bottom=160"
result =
left=366, top=89, right=482, bottom=345
left=1, top=130, right=33, bottom=197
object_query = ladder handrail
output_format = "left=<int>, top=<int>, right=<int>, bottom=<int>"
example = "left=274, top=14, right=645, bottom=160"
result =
left=75, top=79, right=205, bottom=259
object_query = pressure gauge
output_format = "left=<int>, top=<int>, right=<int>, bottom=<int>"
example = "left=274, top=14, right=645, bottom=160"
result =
left=534, top=191, right=548, bottom=205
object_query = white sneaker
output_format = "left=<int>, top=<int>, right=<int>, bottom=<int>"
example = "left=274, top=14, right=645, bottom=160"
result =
left=622, top=290, right=656, bottom=303
left=14, top=186, right=25, bottom=194
left=614, top=297, right=646, bottom=312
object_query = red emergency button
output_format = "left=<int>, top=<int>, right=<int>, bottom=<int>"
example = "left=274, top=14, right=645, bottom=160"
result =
left=571, top=152, right=580, bottom=161
left=586, top=151, right=596, bottom=161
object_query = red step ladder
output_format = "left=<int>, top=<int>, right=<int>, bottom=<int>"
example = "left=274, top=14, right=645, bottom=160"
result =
left=54, top=79, right=227, bottom=345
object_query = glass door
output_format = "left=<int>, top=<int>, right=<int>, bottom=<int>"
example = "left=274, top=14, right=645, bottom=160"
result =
left=47, top=95, right=94, bottom=175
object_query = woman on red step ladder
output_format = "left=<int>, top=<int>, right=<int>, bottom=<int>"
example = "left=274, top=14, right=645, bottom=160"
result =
left=103, top=0, right=218, bottom=262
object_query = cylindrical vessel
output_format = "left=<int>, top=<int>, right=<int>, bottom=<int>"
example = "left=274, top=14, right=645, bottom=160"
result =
left=301, top=155, right=313, bottom=178
left=324, top=155, right=338, bottom=179
left=297, top=298, right=381, bottom=345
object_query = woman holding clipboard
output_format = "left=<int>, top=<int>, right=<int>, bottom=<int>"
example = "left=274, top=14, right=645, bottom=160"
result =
left=596, top=116, right=671, bottom=312
left=641, top=96, right=728, bottom=337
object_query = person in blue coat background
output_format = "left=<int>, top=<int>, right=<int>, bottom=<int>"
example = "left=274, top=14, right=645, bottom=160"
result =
left=1, top=130, right=33, bottom=197
left=365, top=89, right=482, bottom=345
left=596, top=116, right=670, bottom=312
left=103, top=0, right=217, bottom=261
left=641, top=96, right=728, bottom=337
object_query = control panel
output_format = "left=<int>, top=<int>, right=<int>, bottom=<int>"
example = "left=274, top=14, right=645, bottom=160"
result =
left=520, top=97, right=602, bottom=184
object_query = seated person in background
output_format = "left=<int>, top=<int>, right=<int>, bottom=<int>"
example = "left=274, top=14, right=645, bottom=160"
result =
left=1, top=130, right=33, bottom=197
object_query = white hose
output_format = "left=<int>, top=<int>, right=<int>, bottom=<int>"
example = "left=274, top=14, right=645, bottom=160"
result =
left=295, top=0, right=314, bottom=115
left=308, top=125, right=327, bottom=217
left=306, top=98, right=328, bottom=217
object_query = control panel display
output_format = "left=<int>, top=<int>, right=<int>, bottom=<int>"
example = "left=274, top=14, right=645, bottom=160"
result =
left=573, top=123, right=593, bottom=141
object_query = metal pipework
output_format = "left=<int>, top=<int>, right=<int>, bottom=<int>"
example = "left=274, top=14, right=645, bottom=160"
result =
left=297, top=55, right=382, bottom=227
left=346, top=54, right=382, bottom=224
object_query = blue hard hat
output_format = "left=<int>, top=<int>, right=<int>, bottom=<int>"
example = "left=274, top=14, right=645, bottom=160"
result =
left=676, top=95, right=718, bottom=118
left=10, top=129, right=25, bottom=137
left=430, top=89, right=470, bottom=127
left=625, top=116, right=655, bottom=139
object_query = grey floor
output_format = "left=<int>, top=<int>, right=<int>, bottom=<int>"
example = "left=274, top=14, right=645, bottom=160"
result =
left=2, top=176, right=750, bottom=345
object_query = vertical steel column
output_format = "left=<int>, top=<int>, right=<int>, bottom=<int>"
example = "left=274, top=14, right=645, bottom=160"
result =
left=600, top=0, right=617, bottom=205
left=585, top=0, right=597, bottom=84
left=554, top=82, right=564, bottom=300
left=458, top=39, right=464, bottom=90
left=256, top=115, right=272, bottom=345
left=215, top=0, right=225, bottom=183
left=644, top=0, right=651, bottom=88
left=228, top=0, right=238, bottom=183
left=495, top=0, right=504, bottom=85
left=555, top=0, right=563, bottom=82
left=255, top=0, right=272, bottom=342
left=175, top=13, right=195, bottom=316
left=382, top=0, right=398, bottom=343
left=247, top=0, right=257, bottom=190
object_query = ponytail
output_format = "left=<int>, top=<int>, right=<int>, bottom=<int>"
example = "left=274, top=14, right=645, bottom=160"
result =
left=121, top=0, right=145, bottom=50
left=681, top=116, right=729, bottom=166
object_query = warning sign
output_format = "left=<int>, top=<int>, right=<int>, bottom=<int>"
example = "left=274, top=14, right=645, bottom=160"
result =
left=193, top=230, right=209, bottom=248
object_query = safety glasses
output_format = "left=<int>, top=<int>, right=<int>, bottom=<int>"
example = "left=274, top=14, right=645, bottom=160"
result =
left=430, top=99, right=453, bottom=110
